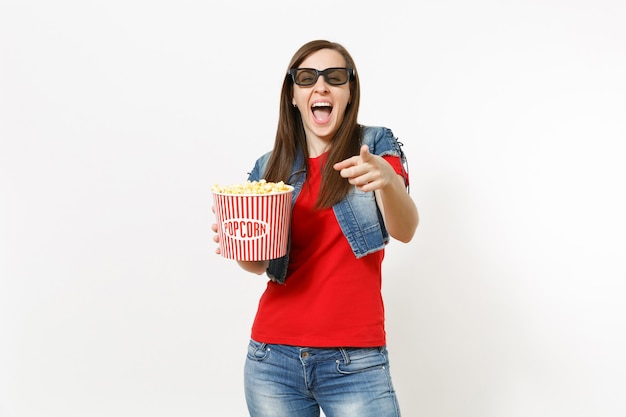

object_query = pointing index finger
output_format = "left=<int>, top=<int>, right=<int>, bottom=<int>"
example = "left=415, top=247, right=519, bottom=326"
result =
left=334, top=155, right=358, bottom=171
left=333, top=145, right=372, bottom=171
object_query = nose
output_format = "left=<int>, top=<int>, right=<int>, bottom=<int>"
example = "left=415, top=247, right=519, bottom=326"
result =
left=313, top=74, right=330, bottom=93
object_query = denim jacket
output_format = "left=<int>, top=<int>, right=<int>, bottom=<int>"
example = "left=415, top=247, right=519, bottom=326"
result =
left=248, top=125, right=407, bottom=284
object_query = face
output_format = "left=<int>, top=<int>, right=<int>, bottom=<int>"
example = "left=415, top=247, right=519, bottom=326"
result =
left=291, top=48, right=351, bottom=145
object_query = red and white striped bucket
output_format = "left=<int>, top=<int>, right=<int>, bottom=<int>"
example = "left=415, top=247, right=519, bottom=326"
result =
left=212, top=187, right=293, bottom=261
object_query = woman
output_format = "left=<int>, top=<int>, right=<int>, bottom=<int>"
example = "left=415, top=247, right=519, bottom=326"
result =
left=212, top=39, right=418, bottom=417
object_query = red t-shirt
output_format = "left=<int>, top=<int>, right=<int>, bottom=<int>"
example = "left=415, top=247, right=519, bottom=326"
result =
left=250, top=153, right=406, bottom=347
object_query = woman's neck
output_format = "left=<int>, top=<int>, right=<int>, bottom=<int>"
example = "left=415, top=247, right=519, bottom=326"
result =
left=306, top=136, right=332, bottom=158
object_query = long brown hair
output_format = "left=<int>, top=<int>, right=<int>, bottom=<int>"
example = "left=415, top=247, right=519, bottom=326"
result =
left=263, top=40, right=362, bottom=209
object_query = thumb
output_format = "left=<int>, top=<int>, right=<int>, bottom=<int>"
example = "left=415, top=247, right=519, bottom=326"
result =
left=359, top=144, right=372, bottom=162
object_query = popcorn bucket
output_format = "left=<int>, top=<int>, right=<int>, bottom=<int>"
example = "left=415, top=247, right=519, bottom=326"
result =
left=212, top=184, right=293, bottom=261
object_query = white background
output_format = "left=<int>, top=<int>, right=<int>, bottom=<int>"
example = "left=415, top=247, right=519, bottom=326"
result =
left=1, top=1, right=625, bottom=416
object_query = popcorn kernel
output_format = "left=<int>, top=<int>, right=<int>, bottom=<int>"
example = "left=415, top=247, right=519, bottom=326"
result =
left=212, top=180, right=291, bottom=195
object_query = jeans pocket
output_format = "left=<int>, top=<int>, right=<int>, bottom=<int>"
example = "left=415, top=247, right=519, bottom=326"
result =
left=336, top=347, right=388, bottom=375
left=246, top=339, right=270, bottom=362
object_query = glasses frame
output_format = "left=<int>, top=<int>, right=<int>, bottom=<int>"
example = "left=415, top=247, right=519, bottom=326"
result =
left=288, top=67, right=354, bottom=87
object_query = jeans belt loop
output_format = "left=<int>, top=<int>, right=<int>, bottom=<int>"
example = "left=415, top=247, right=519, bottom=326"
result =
left=338, top=347, right=350, bottom=365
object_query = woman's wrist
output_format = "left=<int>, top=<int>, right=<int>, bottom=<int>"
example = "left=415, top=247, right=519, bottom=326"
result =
left=237, top=260, right=269, bottom=275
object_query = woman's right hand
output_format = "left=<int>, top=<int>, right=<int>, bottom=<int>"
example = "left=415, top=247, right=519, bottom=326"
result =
left=211, top=206, right=222, bottom=255
left=211, top=222, right=222, bottom=255
left=212, top=206, right=269, bottom=275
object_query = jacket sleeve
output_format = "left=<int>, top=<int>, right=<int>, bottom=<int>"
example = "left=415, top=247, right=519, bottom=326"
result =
left=363, top=126, right=409, bottom=190
left=247, top=152, right=270, bottom=182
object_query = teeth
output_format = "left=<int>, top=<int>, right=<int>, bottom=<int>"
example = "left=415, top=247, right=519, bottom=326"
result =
left=312, top=102, right=332, bottom=108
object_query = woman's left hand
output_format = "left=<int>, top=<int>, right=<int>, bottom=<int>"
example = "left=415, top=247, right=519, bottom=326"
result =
left=334, top=144, right=419, bottom=243
left=333, top=145, right=397, bottom=192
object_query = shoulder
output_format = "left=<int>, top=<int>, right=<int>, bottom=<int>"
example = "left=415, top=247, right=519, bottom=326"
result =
left=256, top=150, right=273, bottom=166
left=360, top=125, right=402, bottom=157
left=248, top=150, right=273, bottom=181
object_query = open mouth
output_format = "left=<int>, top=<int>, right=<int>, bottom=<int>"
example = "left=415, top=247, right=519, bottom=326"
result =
left=311, top=102, right=333, bottom=123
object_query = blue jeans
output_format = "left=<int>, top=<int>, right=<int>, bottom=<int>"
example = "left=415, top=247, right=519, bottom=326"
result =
left=244, top=340, right=402, bottom=417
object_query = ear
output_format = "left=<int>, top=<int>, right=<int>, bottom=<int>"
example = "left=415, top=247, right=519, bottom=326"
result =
left=292, top=98, right=297, bottom=107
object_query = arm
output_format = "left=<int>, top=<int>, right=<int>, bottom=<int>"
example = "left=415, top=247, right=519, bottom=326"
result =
left=334, top=145, right=419, bottom=243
